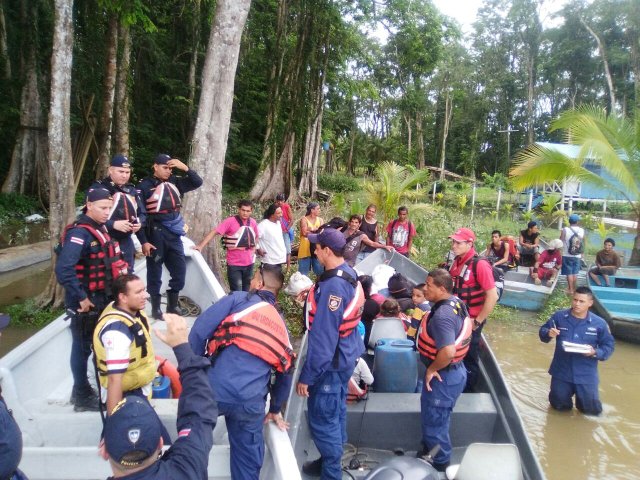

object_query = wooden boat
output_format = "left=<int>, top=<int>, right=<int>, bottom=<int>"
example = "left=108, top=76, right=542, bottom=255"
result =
left=0, top=237, right=300, bottom=480
left=587, top=266, right=640, bottom=344
left=353, top=249, right=546, bottom=479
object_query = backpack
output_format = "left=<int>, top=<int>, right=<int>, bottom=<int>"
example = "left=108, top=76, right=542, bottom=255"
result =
left=470, top=257, right=504, bottom=301
left=567, top=227, right=584, bottom=255
left=222, top=216, right=256, bottom=249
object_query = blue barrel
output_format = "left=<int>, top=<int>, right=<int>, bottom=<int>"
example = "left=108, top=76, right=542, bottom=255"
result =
left=373, top=339, right=418, bottom=393
left=152, top=375, right=171, bottom=399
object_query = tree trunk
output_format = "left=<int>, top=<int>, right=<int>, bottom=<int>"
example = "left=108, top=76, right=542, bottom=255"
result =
left=182, top=0, right=252, bottom=280
left=404, top=113, right=412, bottom=154
left=95, top=14, right=118, bottom=178
left=0, top=1, right=11, bottom=79
left=298, top=89, right=323, bottom=197
left=527, top=54, right=535, bottom=144
left=114, top=20, right=131, bottom=155
left=415, top=110, right=424, bottom=169
left=251, top=131, right=295, bottom=202
left=346, top=126, right=355, bottom=175
left=187, top=0, right=202, bottom=126
left=439, top=89, right=452, bottom=181
left=581, top=19, right=617, bottom=112
left=41, top=0, right=77, bottom=308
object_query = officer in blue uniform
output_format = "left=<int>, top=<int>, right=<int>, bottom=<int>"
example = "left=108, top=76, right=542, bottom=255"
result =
left=189, top=265, right=293, bottom=480
left=55, top=187, right=122, bottom=412
left=90, top=154, right=146, bottom=271
left=101, top=313, right=217, bottom=479
left=137, top=154, right=202, bottom=319
left=296, top=228, right=365, bottom=479
left=539, top=286, right=615, bottom=415
left=0, top=314, right=28, bottom=480
left=417, top=269, right=471, bottom=472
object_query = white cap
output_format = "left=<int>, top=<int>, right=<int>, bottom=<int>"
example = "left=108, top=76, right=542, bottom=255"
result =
left=284, top=272, right=313, bottom=296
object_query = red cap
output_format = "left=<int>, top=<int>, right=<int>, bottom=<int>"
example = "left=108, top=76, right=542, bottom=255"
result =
left=448, top=228, right=476, bottom=242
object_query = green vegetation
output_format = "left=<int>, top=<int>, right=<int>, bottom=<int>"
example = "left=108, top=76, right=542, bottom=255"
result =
left=6, top=300, right=63, bottom=328
left=0, top=193, right=42, bottom=221
left=318, top=174, right=361, bottom=193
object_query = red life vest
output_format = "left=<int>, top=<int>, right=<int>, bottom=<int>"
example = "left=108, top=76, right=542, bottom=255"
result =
left=346, top=378, right=368, bottom=403
left=146, top=182, right=182, bottom=214
left=452, top=256, right=487, bottom=310
left=417, top=297, right=472, bottom=364
left=59, top=223, right=129, bottom=293
left=206, top=301, right=294, bottom=373
left=97, top=179, right=139, bottom=222
left=304, top=269, right=365, bottom=338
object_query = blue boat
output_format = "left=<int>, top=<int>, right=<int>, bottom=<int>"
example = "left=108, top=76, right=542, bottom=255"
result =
left=499, top=265, right=559, bottom=311
left=587, top=267, right=640, bottom=344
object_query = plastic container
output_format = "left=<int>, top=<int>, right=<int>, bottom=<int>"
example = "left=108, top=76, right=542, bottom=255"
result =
left=372, top=339, right=418, bottom=393
left=152, top=375, right=171, bottom=399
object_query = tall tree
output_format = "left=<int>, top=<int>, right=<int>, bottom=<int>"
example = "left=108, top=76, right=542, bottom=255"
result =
left=40, top=0, right=76, bottom=307
left=182, top=0, right=252, bottom=276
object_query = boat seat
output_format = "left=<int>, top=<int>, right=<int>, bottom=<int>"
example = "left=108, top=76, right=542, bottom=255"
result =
left=445, top=443, right=523, bottom=480
left=368, top=317, right=407, bottom=349
left=345, top=392, right=497, bottom=451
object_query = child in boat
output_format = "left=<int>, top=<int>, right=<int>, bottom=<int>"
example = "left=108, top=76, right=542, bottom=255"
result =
left=406, top=284, right=430, bottom=342
left=347, top=357, right=374, bottom=403
left=531, top=239, right=563, bottom=286
left=378, top=298, right=411, bottom=332
left=589, top=238, right=622, bottom=287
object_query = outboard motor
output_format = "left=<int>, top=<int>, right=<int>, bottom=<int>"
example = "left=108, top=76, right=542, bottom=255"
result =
left=364, top=456, right=439, bottom=480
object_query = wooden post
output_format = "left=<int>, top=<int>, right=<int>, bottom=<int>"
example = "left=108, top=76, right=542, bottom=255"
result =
left=496, top=189, right=502, bottom=219
left=603, top=200, right=607, bottom=214
left=471, top=183, right=476, bottom=221
left=432, top=182, right=437, bottom=203
left=527, top=190, right=533, bottom=211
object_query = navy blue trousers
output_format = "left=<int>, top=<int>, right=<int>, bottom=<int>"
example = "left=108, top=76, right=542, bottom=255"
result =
left=218, top=400, right=265, bottom=480
left=549, top=377, right=602, bottom=415
left=146, top=226, right=186, bottom=296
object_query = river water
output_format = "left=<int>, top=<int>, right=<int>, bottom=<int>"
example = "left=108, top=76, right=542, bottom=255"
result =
left=486, top=309, right=640, bottom=480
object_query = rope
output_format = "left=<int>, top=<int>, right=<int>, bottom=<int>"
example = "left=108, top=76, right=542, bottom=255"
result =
left=178, top=296, right=201, bottom=317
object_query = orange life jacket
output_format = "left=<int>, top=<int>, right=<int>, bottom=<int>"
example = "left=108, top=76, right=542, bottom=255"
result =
left=417, top=297, right=472, bottom=364
left=145, top=182, right=182, bottom=214
left=207, top=301, right=294, bottom=373
left=304, top=269, right=365, bottom=337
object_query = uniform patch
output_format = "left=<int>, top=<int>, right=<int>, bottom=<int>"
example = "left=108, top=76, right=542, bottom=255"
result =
left=328, top=295, right=342, bottom=311
left=70, top=236, right=84, bottom=246
left=128, top=429, right=140, bottom=445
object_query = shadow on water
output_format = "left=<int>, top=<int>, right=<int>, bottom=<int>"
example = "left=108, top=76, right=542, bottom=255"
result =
left=487, top=310, right=640, bottom=480
left=0, top=221, right=49, bottom=249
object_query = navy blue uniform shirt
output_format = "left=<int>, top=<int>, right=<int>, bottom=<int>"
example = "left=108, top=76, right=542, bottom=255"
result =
left=425, top=296, right=464, bottom=352
left=54, top=214, right=109, bottom=308
left=189, top=291, right=293, bottom=413
left=0, top=393, right=22, bottom=479
left=137, top=170, right=203, bottom=244
left=539, top=308, right=614, bottom=385
left=300, top=262, right=365, bottom=385
left=106, top=344, right=217, bottom=480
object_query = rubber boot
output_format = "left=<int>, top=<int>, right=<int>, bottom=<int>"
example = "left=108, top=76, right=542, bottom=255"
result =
left=151, top=295, right=163, bottom=320
left=166, top=290, right=184, bottom=315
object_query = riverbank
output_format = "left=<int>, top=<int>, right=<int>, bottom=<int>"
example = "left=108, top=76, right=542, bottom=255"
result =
left=0, top=241, right=50, bottom=273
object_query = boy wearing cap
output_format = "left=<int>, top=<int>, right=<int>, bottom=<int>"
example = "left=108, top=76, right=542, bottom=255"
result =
left=531, top=239, right=563, bottom=286
left=137, top=154, right=203, bottom=319
left=91, top=154, right=146, bottom=272
left=0, top=314, right=28, bottom=480
left=519, top=220, right=541, bottom=263
left=560, top=214, right=585, bottom=296
left=55, top=188, right=128, bottom=412
left=296, top=228, right=365, bottom=479
left=101, top=313, right=217, bottom=479
left=447, top=227, right=498, bottom=392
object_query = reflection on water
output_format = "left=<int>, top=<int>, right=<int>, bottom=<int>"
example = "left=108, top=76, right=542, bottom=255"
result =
left=487, top=310, right=640, bottom=480
left=0, top=326, right=39, bottom=358
left=0, top=261, right=51, bottom=307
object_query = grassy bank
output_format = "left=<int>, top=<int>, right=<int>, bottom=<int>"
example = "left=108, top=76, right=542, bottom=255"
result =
left=5, top=300, right=63, bottom=329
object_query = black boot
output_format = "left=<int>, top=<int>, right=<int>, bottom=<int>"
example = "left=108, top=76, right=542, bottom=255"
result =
left=166, top=290, right=184, bottom=315
left=151, top=295, right=163, bottom=320
left=302, top=457, right=322, bottom=477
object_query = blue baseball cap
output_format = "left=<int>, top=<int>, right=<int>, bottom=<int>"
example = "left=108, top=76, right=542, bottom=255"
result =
left=569, top=213, right=580, bottom=223
left=110, top=155, right=131, bottom=168
left=307, top=227, right=346, bottom=251
left=104, top=396, right=163, bottom=467
left=86, top=187, right=112, bottom=203
left=154, top=154, right=171, bottom=165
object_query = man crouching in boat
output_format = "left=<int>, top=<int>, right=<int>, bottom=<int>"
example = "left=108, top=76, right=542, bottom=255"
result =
left=539, top=287, right=615, bottom=416
left=416, top=269, right=472, bottom=472
left=189, top=265, right=293, bottom=480
left=296, top=228, right=365, bottom=479
left=93, top=274, right=156, bottom=415
left=100, top=313, right=216, bottom=479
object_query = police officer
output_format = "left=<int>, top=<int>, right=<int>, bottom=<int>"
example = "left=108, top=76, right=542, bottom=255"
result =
left=189, top=265, right=293, bottom=480
left=55, top=187, right=128, bottom=412
left=416, top=269, right=472, bottom=472
left=0, top=314, right=28, bottom=480
left=93, top=274, right=155, bottom=415
left=90, top=154, right=146, bottom=271
left=296, top=228, right=365, bottom=479
left=539, top=286, right=614, bottom=415
left=137, top=154, right=202, bottom=319
left=447, top=227, right=498, bottom=392
left=100, top=314, right=217, bottom=479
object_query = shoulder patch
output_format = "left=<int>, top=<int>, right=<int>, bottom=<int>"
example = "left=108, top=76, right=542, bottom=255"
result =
left=328, top=295, right=342, bottom=311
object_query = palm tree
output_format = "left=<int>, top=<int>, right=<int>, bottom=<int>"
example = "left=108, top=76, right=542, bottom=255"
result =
left=510, top=105, right=640, bottom=265
left=364, top=161, right=431, bottom=223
